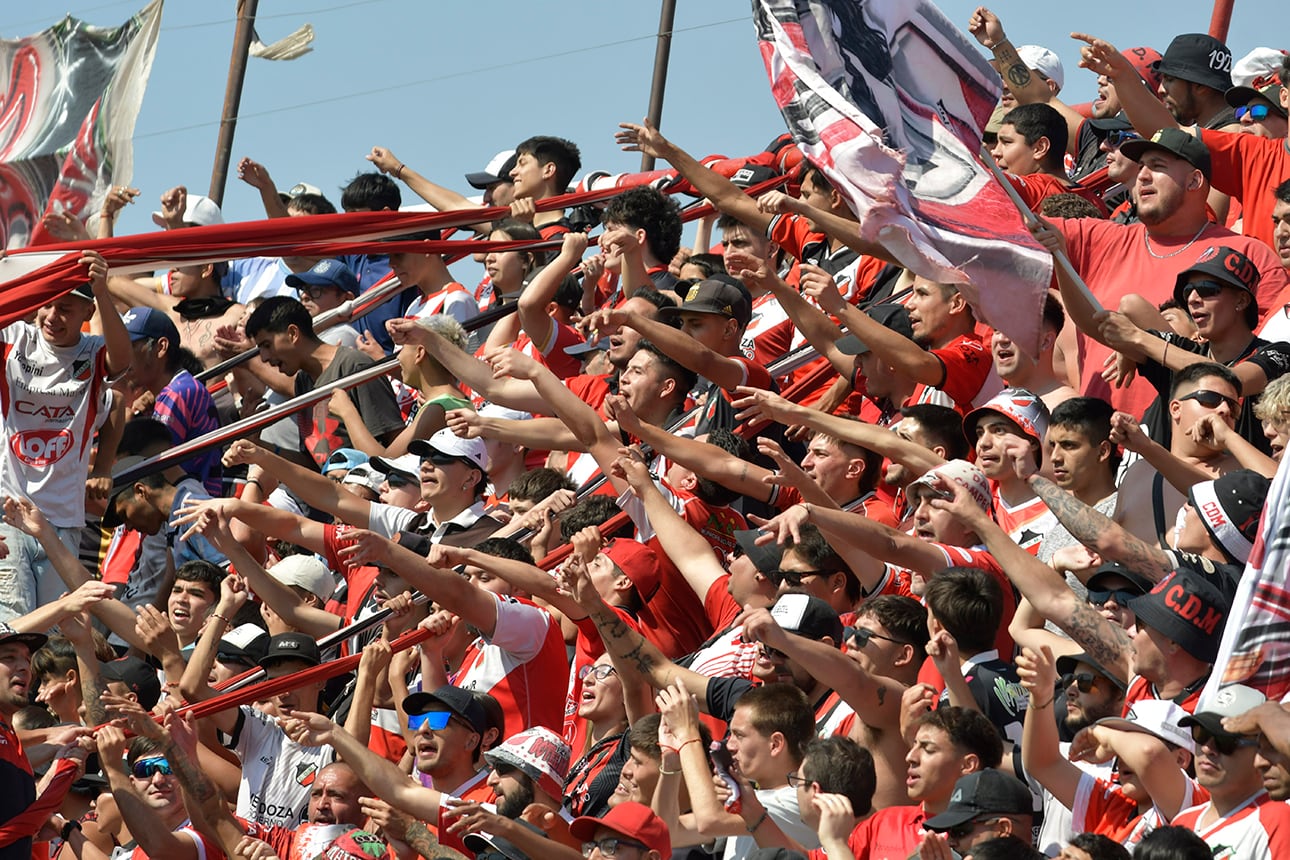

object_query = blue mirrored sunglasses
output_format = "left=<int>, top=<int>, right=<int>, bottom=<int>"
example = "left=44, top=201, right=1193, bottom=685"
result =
left=407, top=710, right=454, bottom=731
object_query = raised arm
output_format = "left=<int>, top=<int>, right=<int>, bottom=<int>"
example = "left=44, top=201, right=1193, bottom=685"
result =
left=590, top=304, right=753, bottom=393
left=96, top=725, right=202, bottom=860
left=1075, top=32, right=1181, bottom=137
left=1016, top=646, right=1085, bottom=809
left=84, top=252, right=132, bottom=377
left=737, top=259, right=853, bottom=377
left=222, top=440, right=374, bottom=529
left=517, top=232, right=588, bottom=354
left=367, top=146, right=493, bottom=232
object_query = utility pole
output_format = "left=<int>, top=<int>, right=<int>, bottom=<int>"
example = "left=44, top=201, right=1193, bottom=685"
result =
left=208, top=0, right=259, bottom=206
left=640, top=0, right=678, bottom=172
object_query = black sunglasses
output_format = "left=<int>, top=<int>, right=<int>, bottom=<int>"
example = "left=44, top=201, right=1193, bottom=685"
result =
left=946, top=816, right=1000, bottom=840
left=1181, top=279, right=1230, bottom=299
left=423, top=451, right=472, bottom=468
left=767, top=568, right=831, bottom=587
left=1178, top=389, right=1240, bottom=413
left=1088, top=589, right=1138, bottom=607
left=385, top=473, right=417, bottom=488
left=1058, top=672, right=1099, bottom=693
left=1104, top=130, right=1140, bottom=147
left=1190, top=724, right=1258, bottom=756
left=848, top=627, right=907, bottom=648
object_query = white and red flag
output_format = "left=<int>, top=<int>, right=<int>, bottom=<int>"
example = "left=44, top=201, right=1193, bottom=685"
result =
left=752, top=0, right=1052, bottom=355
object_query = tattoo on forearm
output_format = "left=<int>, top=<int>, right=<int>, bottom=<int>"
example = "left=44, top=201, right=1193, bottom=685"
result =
left=1006, top=62, right=1032, bottom=89
left=1065, top=602, right=1132, bottom=677
left=1032, top=477, right=1168, bottom=575
left=405, top=820, right=468, bottom=860
left=165, top=739, right=218, bottom=807
left=592, top=608, right=656, bottom=677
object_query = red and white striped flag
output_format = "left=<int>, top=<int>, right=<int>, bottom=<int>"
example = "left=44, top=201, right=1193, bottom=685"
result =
left=752, top=0, right=1052, bottom=355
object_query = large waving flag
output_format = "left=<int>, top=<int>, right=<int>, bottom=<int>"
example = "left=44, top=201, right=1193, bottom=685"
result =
left=0, top=2, right=163, bottom=249
left=752, top=0, right=1051, bottom=355
left=1201, top=455, right=1290, bottom=707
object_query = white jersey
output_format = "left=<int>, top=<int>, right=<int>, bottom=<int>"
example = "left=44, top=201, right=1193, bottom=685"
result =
left=0, top=322, right=109, bottom=526
left=404, top=286, right=479, bottom=326
left=230, top=704, right=335, bottom=828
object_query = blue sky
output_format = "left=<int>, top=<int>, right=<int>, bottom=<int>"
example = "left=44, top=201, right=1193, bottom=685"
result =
left=2, top=0, right=1274, bottom=270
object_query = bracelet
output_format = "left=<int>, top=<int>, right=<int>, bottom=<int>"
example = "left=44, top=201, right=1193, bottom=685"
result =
left=1030, top=693, right=1054, bottom=710
left=245, top=478, right=263, bottom=490
left=212, top=613, right=232, bottom=627
left=61, top=819, right=81, bottom=842
left=746, top=811, right=769, bottom=833
left=659, top=744, right=678, bottom=755
left=394, top=163, right=405, bottom=180
left=677, top=737, right=702, bottom=753
left=659, top=765, right=681, bottom=775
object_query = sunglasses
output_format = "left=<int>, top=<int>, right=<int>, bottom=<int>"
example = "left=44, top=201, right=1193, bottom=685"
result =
left=1104, top=130, right=1141, bottom=147
left=759, top=643, right=788, bottom=661
left=847, top=627, right=907, bottom=648
left=1182, top=279, right=1231, bottom=299
left=1236, top=104, right=1272, bottom=121
left=581, top=837, right=649, bottom=858
left=407, top=710, right=456, bottom=732
left=1178, top=389, right=1240, bottom=413
left=1088, top=589, right=1138, bottom=607
left=423, top=452, right=472, bottom=469
left=1190, top=724, right=1259, bottom=756
left=384, top=473, right=418, bottom=489
left=945, top=817, right=1000, bottom=840
left=131, top=757, right=173, bottom=779
left=296, top=284, right=341, bottom=299
left=1058, top=672, right=1099, bottom=693
left=579, top=664, right=617, bottom=682
left=767, top=568, right=831, bottom=587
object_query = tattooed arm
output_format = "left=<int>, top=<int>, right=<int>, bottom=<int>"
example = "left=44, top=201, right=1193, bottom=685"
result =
left=403, top=821, right=469, bottom=860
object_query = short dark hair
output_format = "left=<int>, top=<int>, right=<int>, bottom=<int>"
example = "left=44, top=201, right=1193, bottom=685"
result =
left=506, top=468, right=576, bottom=505
left=801, top=737, right=876, bottom=816
left=560, top=496, right=633, bottom=542
left=784, top=523, right=857, bottom=603
left=1068, top=832, right=1131, bottom=860
left=962, top=836, right=1045, bottom=860
left=174, top=560, right=226, bottom=596
left=475, top=537, right=533, bottom=565
left=490, top=218, right=547, bottom=273
left=341, top=172, right=401, bottom=212
left=1042, top=292, right=1066, bottom=333
left=735, top=683, right=816, bottom=762
left=1276, top=178, right=1290, bottom=206
left=31, top=637, right=77, bottom=683
left=244, top=296, right=317, bottom=340
left=1132, top=826, right=1213, bottom=860
left=287, top=193, right=337, bottom=216
left=856, top=595, right=930, bottom=663
left=1170, top=360, right=1242, bottom=399
left=628, top=713, right=713, bottom=764
left=802, top=164, right=834, bottom=195
left=1050, top=396, right=1120, bottom=472
left=1001, top=103, right=1068, bottom=173
left=914, top=706, right=1003, bottom=768
left=136, top=336, right=184, bottom=374
left=514, top=136, right=582, bottom=191
left=637, top=341, right=698, bottom=405
left=127, top=737, right=163, bottom=766
left=627, top=287, right=679, bottom=320
left=603, top=187, right=683, bottom=264
left=923, top=567, right=1002, bottom=654
left=1039, top=192, right=1105, bottom=219
left=117, top=417, right=174, bottom=456
left=813, top=420, right=884, bottom=495
left=681, top=253, right=726, bottom=279
left=693, top=429, right=751, bottom=507
left=900, top=404, right=971, bottom=461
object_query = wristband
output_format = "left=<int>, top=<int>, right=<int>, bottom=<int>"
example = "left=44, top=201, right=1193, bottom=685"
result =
left=245, top=478, right=263, bottom=489
left=394, top=164, right=405, bottom=180
left=1030, top=693, right=1054, bottom=710
left=746, top=811, right=769, bottom=833
left=61, top=819, right=81, bottom=842
left=212, top=613, right=233, bottom=627
left=659, top=765, right=681, bottom=775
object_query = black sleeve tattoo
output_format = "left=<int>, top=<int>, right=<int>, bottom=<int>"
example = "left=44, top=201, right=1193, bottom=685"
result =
left=1063, top=601, right=1132, bottom=683
left=404, top=820, right=469, bottom=860
left=1029, top=476, right=1170, bottom=578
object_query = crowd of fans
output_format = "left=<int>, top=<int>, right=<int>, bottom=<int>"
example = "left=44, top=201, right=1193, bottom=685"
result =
left=5, top=6, right=1290, bottom=860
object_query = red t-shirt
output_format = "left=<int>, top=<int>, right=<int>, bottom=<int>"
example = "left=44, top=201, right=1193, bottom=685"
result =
left=1053, top=216, right=1290, bottom=417
left=811, top=804, right=926, bottom=860
left=637, top=534, right=718, bottom=659
left=1201, top=129, right=1290, bottom=252
left=924, top=332, right=993, bottom=414
left=1007, top=171, right=1109, bottom=216
left=565, top=372, right=614, bottom=413
left=513, top=321, right=585, bottom=380
left=1122, top=674, right=1204, bottom=715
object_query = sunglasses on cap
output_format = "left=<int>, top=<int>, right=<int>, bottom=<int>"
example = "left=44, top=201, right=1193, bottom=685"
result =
left=1182, top=279, right=1231, bottom=299
left=847, top=627, right=908, bottom=648
left=767, top=568, right=831, bottom=587
left=407, top=710, right=459, bottom=732
left=582, top=837, right=649, bottom=858
left=1058, top=672, right=1099, bottom=693
left=1178, top=389, right=1240, bottom=412
left=1088, top=588, right=1138, bottom=607
left=1104, top=130, right=1140, bottom=147
left=1236, top=104, right=1272, bottom=121
left=131, top=757, right=173, bottom=779
left=1190, top=724, right=1259, bottom=756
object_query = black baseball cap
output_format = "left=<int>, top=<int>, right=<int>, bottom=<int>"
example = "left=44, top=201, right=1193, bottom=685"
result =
left=1120, top=128, right=1212, bottom=178
left=836, top=304, right=914, bottom=355
left=402, top=685, right=489, bottom=734
left=1054, top=652, right=1129, bottom=692
left=1173, top=245, right=1261, bottom=306
left=259, top=632, right=322, bottom=669
left=734, top=529, right=783, bottom=577
left=100, top=656, right=162, bottom=710
left=659, top=276, right=753, bottom=329
left=923, top=770, right=1034, bottom=830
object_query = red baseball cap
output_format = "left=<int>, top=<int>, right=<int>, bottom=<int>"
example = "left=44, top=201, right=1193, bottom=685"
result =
left=602, top=538, right=662, bottom=601
left=570, top=802, right=671, bottom=858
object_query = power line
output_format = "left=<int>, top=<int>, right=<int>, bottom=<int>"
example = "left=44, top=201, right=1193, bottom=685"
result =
left=133, top=16, right=745, bottom=141
left=161, top=0, right=395, bottom=32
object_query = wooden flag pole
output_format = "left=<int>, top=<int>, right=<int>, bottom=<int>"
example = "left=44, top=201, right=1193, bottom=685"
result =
left=208, top=0, right=260, bottom=207
left=640, top=0, right=678, bottom=172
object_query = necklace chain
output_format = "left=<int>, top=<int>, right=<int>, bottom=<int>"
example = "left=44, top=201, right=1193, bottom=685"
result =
left=1143, top=223, right=1208, bottom=259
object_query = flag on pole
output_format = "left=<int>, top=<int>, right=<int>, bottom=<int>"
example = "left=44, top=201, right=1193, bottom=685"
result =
left=1201, top=455, right=1290, bottom=707
left=752, top=0, right=1052, bottom=355
left=0, top=1, right=163, bottom=249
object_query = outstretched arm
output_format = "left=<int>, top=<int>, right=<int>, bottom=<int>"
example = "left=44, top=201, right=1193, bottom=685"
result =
left=1074, top=32, right=1180, bottom=136
left=222, top=440, right=374, bottom=529
left=84, top=252, right=132, bottom=378
left=1016, top=646, right=1084, bottom=809
left=516, top=232, right=588, bottom=354
left=367, top=146, right=493, bottom=233
left=590, top=305, right=753, bottom=393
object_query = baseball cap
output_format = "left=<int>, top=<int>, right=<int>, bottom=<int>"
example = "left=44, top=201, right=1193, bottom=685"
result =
left=369, top=453, right=420, bottom=483
left=836, top=304, right=914, bottom=355
left=152, top=194, right=223, bottom=229
left=462, top=821, right=545, bottom=860
left=1127, top=569, right=1230, bottom=663
left=923, top=770, right=1035, bottom=831
left=1173, top=244, right=1261, bottom=303
left=729, top=164, right=780, bottom=189
left=1226, top=78, right=1289, bottom=118
left=102, top=455, right=150, bottom=530
left=402, top=685, right=489, bottom=734
left=267, top=554, right=336, bottom=602
left=735, top=529, right=783, bottom=576
left=964, top=388, right=1051, bottom=449
left=341, top=463, right=385, bottom=494
left=1187, top=469, right=1269, bottom=564
left=1181, top=683, right=1267, bottom=740
left=218, top=623, right=270, bottom=668
left=466, top=150, right=518, bottom=190
left=602, top=538, right=662, bottom=601
left=1094, top=698, right=1196, bottom=752
left=483, top=727, right=571, bottom=803
left=285, top=181, right=323, bottom=199
left=659, top=276, right=753, bottom=329
left=408, top=428, right=489, bottom=473
left=569, top=801, right=671, bottom=859
left=1054, top=652, right=1129, bottom=692
left=907, top=459, right=992, bottom=513
left=565, top=336, right=611, bottom=357
left=1085, top=562, right=1154, bottom=598
left=1017, top=45, right=1065, bottom=91
left=0, top=622, right=47, bottom=654
left=770, top=593, right=844, bottom=646
left=99, top=656, right=162, bottom=710
left=1153, top=34, right=1233, bottom=91
left=260, top=632, right=322, bottom=669
left=1120, top=128, right=1212, bottom=178
left=1122, top=46, right=1164, bottom=92
left=122, top=307, right=181, bottom=345
left=68, top=280, right=96, bottom=302
left=323, top=448, right=369, bottom=475
left=285, top=259, right=360, bottom=297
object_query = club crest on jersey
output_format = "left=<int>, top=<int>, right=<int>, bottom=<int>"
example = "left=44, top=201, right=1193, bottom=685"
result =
left=296, top=762, right=318, bottom=787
